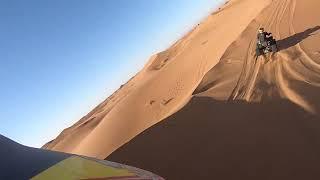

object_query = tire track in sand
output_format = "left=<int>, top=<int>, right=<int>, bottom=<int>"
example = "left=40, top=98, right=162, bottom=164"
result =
left=275, top=0, right=318, bottom=113
left=229, top=0, right=286, bottom=101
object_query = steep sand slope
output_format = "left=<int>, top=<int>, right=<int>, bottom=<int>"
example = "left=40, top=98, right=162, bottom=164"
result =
left=108, top=0, right=320, bottom=179
left=44, top=0, right=271, bottom=158
left=197, top=0, right=320, bottom=113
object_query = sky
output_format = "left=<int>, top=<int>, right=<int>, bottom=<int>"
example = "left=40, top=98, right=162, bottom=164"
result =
left=0, top=0, right=224, bottom=148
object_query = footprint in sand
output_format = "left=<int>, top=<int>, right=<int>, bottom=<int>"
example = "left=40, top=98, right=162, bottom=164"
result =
left=149, top=100, right=156, bottom=105
left=202, top=40, right=208, bottom=45
left=161, top=98, right=174, bottom=106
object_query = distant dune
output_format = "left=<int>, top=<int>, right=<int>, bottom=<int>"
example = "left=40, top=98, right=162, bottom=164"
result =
left=45, top=0, right=320, bottom=179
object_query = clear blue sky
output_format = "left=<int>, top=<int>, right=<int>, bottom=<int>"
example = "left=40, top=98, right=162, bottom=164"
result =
left=0, top=0, right=224, bottom=148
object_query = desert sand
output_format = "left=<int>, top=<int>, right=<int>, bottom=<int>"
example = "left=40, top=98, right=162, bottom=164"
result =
left=45, top=0, right=320, bottom=179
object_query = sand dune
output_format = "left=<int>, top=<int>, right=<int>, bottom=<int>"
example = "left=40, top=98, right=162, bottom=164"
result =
left=46, top=0, right=320, bottom=178
left=106, top=0, right=320, bottom=179
left=44, top=0, right=270, bottom=158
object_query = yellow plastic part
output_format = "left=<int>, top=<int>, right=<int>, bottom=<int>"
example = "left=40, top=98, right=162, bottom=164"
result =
left=31, top=156, right=135, bottom=180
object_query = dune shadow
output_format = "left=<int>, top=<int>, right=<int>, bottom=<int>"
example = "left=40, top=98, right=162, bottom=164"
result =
left=277, top=26, right=320, bottom=51
left=108, top=97, right=320, bottom=180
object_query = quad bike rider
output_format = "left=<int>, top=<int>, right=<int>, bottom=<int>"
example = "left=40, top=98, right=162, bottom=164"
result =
left=256, top=28, right=278, bottom=56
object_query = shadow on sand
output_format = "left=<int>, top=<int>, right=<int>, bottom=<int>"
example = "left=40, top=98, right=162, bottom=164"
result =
left=108, top=97, right=320, bottom=180
left=277, top=26, right=320, bottom=51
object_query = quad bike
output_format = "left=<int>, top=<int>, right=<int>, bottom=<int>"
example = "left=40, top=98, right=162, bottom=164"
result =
left=256, top=34, right=278, bottom=56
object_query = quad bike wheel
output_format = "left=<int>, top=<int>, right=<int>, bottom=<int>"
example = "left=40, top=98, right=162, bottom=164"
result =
left=271, top=44, right=278, bottom=53
left=256, top=48, right=263, bottom=56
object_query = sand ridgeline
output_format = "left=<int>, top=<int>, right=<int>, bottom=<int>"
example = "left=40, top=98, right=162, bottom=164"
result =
left=45, top=0, right=320, bottom=178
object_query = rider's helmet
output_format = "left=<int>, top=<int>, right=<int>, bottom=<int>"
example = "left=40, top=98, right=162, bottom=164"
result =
left=258, top=28, right=265, bottom=33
